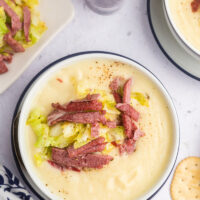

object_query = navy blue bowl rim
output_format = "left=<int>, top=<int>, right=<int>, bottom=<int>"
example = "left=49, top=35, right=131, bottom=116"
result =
left=147, top=0, right=200, bottom=81
left=11, top=50, right=180, bottom=200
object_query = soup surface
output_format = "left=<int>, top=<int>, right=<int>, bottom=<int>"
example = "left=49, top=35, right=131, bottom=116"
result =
left=168, top=0, right=200, bottom=52
left=25, top=58, right=173, bottom=200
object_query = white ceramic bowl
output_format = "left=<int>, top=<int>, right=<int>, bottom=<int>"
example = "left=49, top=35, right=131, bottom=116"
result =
left=163, top=0, right=200, bottom=60
left=14, top=52, right=180, bottom=200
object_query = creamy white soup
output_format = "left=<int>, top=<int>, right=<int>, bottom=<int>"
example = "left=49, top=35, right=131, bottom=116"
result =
left=25, top=58, right=173, bottom=200
left=168, top=0, right=200, bottom=52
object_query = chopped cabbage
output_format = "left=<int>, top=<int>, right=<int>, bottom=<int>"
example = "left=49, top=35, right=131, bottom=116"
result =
left=5, top=0, right=23, bottom=20
left=21, top=0, right=39, bottom=8
left=74, top=79, right=90, bottom=98
left=50, top=124, right=62, bottom=137
left=92, top=89, right=114, bottom=102
left=103, top=100, right=120, bottom=120
left=131, top=92, right=149, bottom=107
left=62, top=123, right=75, bottom=138
left=27, top=108, right=48, bottom=137
left=34, top=153, right=43, bottom=166
left=99, top=125, right=110, bottom=141
left=99, top=125, right=124, bottom=144
left=102, top=143, right=114, bottom=154
left=0, top=7, right=8, bottom=47
left=27, top=21, right=47, bottom=47
left=34, top=147, right=51, bottom=166
left=107, top=126, right=125, bottom=143
left=73, top=124, right=91, bottom=149
left=51, top=134, right=76, bottom=148
left=27, top=109, right=82, bottom=165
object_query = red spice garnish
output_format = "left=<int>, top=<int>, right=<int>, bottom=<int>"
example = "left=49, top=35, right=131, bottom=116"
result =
left=191, top=0, right=200, bottom=12
left=56, top=78, right=63, bottom=83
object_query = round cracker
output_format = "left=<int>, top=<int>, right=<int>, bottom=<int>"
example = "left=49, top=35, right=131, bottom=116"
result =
left=171, top=157, right=200, bottom=200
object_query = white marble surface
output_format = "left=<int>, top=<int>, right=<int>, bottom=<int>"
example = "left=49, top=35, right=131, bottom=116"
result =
left=0, top=0, right=199, bottom=199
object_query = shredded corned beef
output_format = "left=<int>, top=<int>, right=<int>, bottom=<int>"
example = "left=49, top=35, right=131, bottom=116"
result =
left=0, top=60, right=8, bottom=74
left=123, top=78, right=132, bottom=104
left=4, top=33, right=25, bottom=53
left=132, top=121, right=138, bottom=132
left=191, top=0, right=200, bottom=12
left=47, top=77, right=145, bottom=171
left=111, top=77, right=144, bottom=152
left=133, top=129, right=145, bottom=141
left=51, top=147, right=113, bottom=169
left=48, top=94, right=117, bottom=127
left=91, top=122, right=100, bottom=137
left=52, top=99, right=103, bottom=112
left=116, top=103, right=140, bottom=122
left=2, top=54, right=13, bottom=63
left=112, top=91, right=122, bottom=103
left=122, top=114, right=132, bottom=138
left=109, top=77, right=124, bottom=103
left=48, top=111, right=106, bottom=126
left=67, top=137, right=106, bottom=158
left=23, top=6, right=31, bottom=42
left=0, top=0, right=21, bottom=34
left=119, top=138, right=136, bottom=155
left=0, top=54, right=12, bottom=74
left=109, top=76, right=124, bottom=92
left=47, top=109, right=66, bottom=126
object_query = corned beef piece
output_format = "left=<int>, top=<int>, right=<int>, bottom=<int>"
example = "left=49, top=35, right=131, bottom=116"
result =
left=51, top=147, right=113, bottom=169
left=122, top=114, right=132, bottom=138
left=123, top=78, right=132, bottom=104
left=91, top=122, right=100, bottom=137
left=0, top=54, right=10, bottom=74
left=4, top=33, right=25, bottom=52
left=48, top=111, right=106, bottom=126
left=0, top=60, right=8, bottom=74
left=132, top=121, right=137, bottom=132
left=48, top=160, right=81, bottom=172
left=67, top=137, right=106, bottom=158
left=112, top=91, right=122, bottom=103
left=2, top=53, right=12, bottom=63
left=191, top=0, right=200, bottom=12
left=119, top=138, right=136, bottom=155
left=52, top=99, right=103, bottom=112
left=104, top=120, right=117, bottom=128
left=47, top=109, right=66, bottom=126
left=0, top=0, right=21, bottom=34
left=23, top=6, right=31, bottom=42
left=133, top=129, right=145, bottom=141
left=80, top=154, right=113, bottom=169
left=109, top=77, right=124, bottom=103
left=109, top=76, right=124, bottom=92
left=116, top=103, right=140, bottom=121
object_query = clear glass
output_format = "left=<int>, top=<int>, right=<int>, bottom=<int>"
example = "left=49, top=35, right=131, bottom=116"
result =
left=85, top=0, right=124, bottom=15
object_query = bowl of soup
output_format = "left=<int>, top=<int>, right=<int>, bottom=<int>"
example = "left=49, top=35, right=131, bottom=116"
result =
left=12, top=52, right=180, bottom=200
left=164, top=0, right=200, bottom=59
